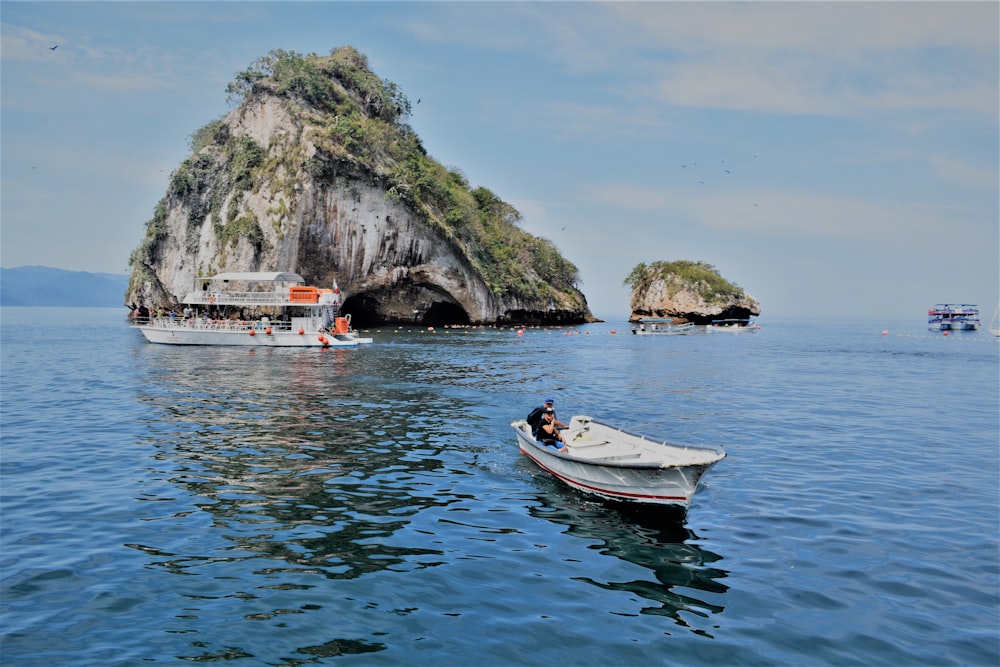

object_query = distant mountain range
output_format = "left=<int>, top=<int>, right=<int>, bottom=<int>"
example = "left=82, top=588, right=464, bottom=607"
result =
left=1, top=266, right=129, bottom=307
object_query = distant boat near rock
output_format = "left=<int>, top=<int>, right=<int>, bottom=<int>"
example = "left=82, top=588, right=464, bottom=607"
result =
left=631, top=319, right=696, bottom=335
left=706, top=318, right=761, bottom=333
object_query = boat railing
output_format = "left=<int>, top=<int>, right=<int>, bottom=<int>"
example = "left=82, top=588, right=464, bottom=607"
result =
left=132, top=316, right=304, bottom=332
left=185, top=291, right=294, bottom=306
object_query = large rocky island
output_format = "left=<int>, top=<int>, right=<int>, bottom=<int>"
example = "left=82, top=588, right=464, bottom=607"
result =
left=625, top=260, right=761, bottom=324
left=126, top=47, right=592, bottom=326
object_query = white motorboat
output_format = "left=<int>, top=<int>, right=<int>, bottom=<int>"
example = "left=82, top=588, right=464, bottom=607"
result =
left=511, top=416, right=725, bottom=510
left=631, top=319, right=696, bottom=335
left=707, top=318, right=761, bottom=332
left=133, top=272, right=372, bottom=347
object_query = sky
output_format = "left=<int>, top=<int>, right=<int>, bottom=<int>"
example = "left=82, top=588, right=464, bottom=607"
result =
left=2, top=1, right=997, bottom=321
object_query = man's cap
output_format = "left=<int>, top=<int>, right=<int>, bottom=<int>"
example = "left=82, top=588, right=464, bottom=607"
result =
left=544, top=397, right=555, bottom=404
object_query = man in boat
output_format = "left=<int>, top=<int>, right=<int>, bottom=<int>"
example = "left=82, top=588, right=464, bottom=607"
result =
left=536, top=408, right=570, bottom=452
left=526, top=397, right=567, bottom=434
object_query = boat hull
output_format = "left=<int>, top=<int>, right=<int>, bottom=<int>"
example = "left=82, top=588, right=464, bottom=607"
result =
left=135, top=322, right=359, bottom=347
left=512, top=417, right=724, bottom=509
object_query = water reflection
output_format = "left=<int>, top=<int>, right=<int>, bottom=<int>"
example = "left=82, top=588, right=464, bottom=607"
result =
left=528, top=484, right=729, bottom=636
left=131, top=344, right=484, bottom=659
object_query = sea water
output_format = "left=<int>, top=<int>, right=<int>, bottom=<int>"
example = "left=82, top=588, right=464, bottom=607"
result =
left=1, top=308, right=997, bottom=666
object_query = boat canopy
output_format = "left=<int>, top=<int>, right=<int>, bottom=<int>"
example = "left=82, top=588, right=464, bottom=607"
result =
left=201, top=272, right=304, bottom=283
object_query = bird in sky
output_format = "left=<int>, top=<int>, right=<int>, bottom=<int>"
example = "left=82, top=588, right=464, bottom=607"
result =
left=49, top=45, right=58, bottom=50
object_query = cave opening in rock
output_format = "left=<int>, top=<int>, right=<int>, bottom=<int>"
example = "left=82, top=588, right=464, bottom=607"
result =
left=340, top=294, right=471, bottom=327
left=341, top=294, right=383, bottom=328
left=421, top=301, right=470, bottom=327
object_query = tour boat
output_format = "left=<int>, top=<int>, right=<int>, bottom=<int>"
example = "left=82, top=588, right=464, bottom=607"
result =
left=133, top=272, right=372, bottom=347
left=927, top=304, right=980, bottom=331
left=706, top=318, right=761, bottom=332
left=631, top=319, right=696, bottom=335
left=511, top=416, right=725, bottom=511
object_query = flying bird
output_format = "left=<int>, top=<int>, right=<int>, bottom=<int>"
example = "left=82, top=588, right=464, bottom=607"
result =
left=49, top=45, right=58, bottom=50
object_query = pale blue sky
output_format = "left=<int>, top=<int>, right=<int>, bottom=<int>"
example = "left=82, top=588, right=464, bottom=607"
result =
left=2, top=1, right=997, bottom=320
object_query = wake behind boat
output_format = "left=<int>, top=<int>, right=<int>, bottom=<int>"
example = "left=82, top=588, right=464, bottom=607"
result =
left=512, top=416, right=725, bottom=510
left=133, top=272, right=372, bottom=347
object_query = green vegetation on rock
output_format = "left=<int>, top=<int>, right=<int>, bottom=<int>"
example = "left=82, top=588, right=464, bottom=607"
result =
left=625, top=260, right=744, bottom=303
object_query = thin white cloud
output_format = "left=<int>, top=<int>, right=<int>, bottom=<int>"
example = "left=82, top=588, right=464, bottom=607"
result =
left=605, top=2, right=998, bottom=119
left=928, top=155, right=1000, bottom=190
left=584, top=182, right=991, bottom=247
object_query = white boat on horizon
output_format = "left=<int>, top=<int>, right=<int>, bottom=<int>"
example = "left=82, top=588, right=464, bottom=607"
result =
left=132, top=272, right=372, bottom=347
left=631, top=318, right=696, bottom=335
left=928, top=303, right=980, bottom=331
left=511, top=416, right=725, bottom=511
left=707, top=318, right=761, bottom=332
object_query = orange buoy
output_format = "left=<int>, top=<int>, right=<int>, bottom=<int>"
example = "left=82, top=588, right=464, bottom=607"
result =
left=298, top=328, right=305, bottom=335
left=249, top=329, right=256, bottom=336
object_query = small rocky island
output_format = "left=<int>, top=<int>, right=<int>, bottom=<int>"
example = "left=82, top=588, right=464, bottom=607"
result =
left=625, top=260, right=761, bottom=324
left=126, top=47, right=592, bottom=326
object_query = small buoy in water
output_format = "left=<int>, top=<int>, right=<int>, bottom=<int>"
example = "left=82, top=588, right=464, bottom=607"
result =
left=882, top=330, right=888, bottom=336
left=427, top=326, right=435, bottom=331
left=517, top=329, right=524, bottom=336
left=610, top=330, right=617, bottom=334
left=943, top=331, right=949, bottom=337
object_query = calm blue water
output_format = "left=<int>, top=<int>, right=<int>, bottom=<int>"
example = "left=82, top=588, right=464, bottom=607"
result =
left=2, top=308, right=997, bottom=666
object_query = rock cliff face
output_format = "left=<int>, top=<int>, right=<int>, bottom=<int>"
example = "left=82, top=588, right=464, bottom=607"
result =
left=626, top=260, right=761, bottom=324
left=126, top=47, right=591, bottom=326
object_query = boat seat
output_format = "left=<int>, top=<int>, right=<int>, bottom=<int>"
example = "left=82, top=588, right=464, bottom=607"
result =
left=569, top=440, right=610, bottom=449
left=589, top=453, right=643, bottom=462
